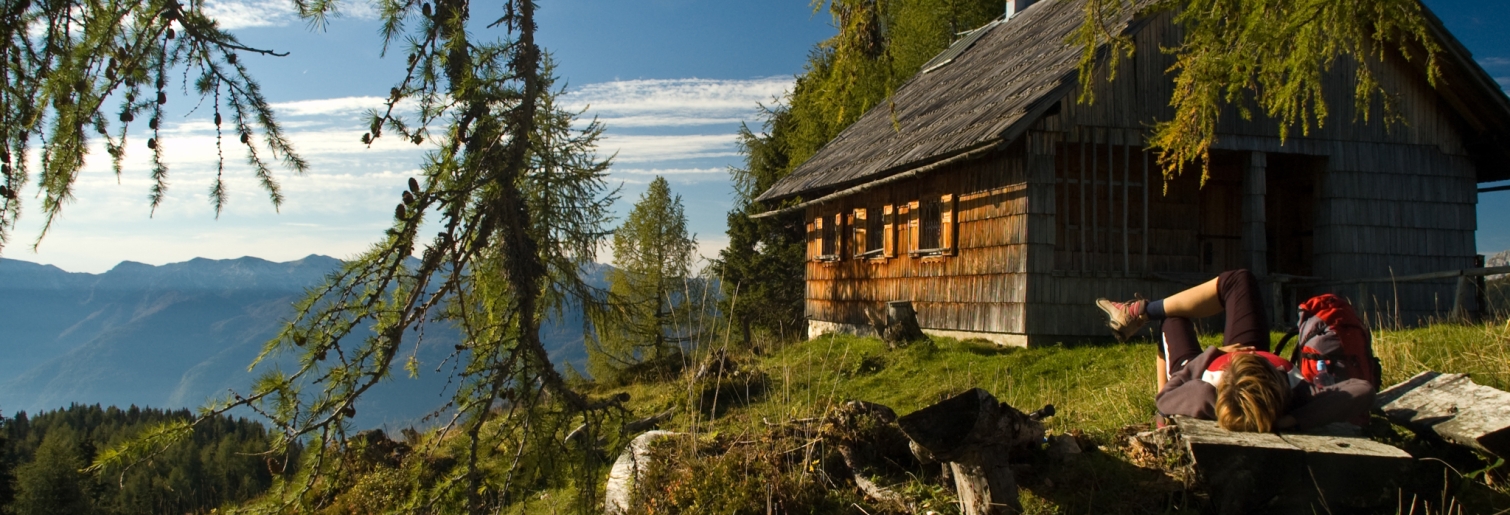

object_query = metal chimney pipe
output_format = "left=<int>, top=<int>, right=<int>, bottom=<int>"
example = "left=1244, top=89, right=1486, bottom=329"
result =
left=1006, top=0, right=1037, bottom=18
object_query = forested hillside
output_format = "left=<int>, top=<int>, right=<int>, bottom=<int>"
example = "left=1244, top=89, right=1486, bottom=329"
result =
left=0, top=405, right=283, bottom=515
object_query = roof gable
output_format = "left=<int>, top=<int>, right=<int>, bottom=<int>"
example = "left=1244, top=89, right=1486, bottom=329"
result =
left=758, top=0, right=1510, bottom=203
left=759, top=0, right=1119, bottom=202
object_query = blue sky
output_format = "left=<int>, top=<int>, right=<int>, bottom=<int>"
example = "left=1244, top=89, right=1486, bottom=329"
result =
left=8, top=0, right=1509, bottom=273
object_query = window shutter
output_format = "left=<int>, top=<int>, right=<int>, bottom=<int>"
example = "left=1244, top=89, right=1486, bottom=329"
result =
left=941, top=194, right=957, bottom=255
left=883, top=204, right=896, bottom=258
left=907, top=200, right=920, bottom=256
left=852, top=208, right=867, bottom=258
left=811, top=217, right=822, bottom=261
left=835, top=213, right=846, bottom=260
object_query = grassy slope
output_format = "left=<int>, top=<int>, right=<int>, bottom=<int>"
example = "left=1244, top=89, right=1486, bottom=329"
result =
left=257, top=318, right=1510, bottom=514
left=590, top=319, right=1510, bottom=514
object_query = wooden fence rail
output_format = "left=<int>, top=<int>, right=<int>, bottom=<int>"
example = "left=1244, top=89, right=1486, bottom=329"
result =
left=1267, top=265, right=1510, bottom=326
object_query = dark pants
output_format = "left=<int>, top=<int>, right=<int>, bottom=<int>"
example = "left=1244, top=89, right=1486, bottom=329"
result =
left=1158, top=269, right=1269, bottom=373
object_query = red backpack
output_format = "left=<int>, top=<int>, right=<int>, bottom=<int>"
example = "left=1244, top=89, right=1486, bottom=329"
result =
left=1277, top=294, right=1382, bottom=391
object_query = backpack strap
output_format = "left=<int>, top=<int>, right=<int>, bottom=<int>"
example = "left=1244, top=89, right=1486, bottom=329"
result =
left=1276, top=327, right=1301, bottom=365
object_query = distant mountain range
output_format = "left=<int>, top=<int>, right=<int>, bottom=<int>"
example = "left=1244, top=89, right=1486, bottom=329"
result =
left=1489, top=249, right=1510, bottom=268
left=0, top=255, right=600, bottom=429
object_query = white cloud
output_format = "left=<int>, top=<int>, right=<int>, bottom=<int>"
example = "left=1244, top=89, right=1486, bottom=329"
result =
left=600, top=134, right=740, bottom=163
left=1479, top=57, right=1510, bottom=67
left=567, top=77, right=791, bottom=127
left=16, top=76, right=766, bottom=272
left=203, top=0, right=298, bottom=29
left=202, top=0, right=380, bottom=29
left=614, top=168, right=724, bottom=176
left=270, top=96, right=389, bottom=116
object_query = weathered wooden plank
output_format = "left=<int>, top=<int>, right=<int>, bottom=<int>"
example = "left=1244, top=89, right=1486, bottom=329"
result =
left=1376, top=371, right=1510, bottom=458
left=1176, top=416, right=1411, bottom=514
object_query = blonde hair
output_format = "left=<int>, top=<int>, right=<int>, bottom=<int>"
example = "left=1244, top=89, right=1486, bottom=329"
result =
left=1215, top=353, right=1290, bottom=432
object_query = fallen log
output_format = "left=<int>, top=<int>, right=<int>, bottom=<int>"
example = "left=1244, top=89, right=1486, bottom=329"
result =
left=1376, top=371, right=1510, bottom=458
left=604, top=430, right=682, bottom=515
left=897, top=388, right=1047, bottom=515
left=624, top=408, right=677, bottom=433
left=1175, top=416, right=1411, bottom=514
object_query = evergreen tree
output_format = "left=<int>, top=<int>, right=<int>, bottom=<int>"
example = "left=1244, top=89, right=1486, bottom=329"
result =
left=89, top=2, right=623, bottom=513
left=590, top=176, right=697, bottom=381
left=1, top=405, right=280, bottom=515
left=12, top=427, right=90, bottom=515
left=0, top=0, right=305, bottom=250
left=713, top=110, right=807, bottom=345
left=0, top=411, right=13, bottom=510
left=715, top=0, right=1003, bottom=345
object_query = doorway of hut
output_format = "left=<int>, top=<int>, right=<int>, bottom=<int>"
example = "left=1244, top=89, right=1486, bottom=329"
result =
left=1264, top=153, right=1321, bottom=279
left=1197, top=153, right=1244, bottom=276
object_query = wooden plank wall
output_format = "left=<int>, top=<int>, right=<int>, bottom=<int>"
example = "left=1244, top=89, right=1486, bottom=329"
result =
left=1024, top=10, right=1480, bottom=335
left=804, top=141, right=1033, bottom=334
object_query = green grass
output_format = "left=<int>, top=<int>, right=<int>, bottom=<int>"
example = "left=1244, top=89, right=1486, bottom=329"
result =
left=253, top=319, right=1510, bottom=514
left=593, top=320, right=1510, bottom=514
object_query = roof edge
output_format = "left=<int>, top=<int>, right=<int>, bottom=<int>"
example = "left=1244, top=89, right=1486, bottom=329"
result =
left=750, top=141, right=1004, bottom=219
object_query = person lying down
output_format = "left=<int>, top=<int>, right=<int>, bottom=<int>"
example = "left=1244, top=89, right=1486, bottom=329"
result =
left=1096, top=269, right=1376, bottom=432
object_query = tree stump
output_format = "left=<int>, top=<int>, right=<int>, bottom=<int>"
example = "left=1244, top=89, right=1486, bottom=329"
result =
left=823, top=401, right=917, bottom=512
left=867, top=300, right=930, bottom=348
left=1377, top=371, right=1510, bottom=458
left=896, top=388, right=1045, bottom=515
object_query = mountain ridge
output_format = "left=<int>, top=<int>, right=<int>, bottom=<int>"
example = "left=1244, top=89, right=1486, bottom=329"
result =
left=0, top=255, right=596, bottom=428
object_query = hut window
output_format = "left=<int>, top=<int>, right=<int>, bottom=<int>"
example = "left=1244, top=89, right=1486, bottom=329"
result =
left=911, top=194, right=956, bottom=257
left=854, top=206, right=885, bottom=258
left=919, top=199, right=943, bottom=250
left=818, top=213, right=841, bottom=261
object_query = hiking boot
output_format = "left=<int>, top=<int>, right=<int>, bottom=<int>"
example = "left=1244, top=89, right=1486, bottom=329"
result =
left=1096, top=297, right=1148, bottom=342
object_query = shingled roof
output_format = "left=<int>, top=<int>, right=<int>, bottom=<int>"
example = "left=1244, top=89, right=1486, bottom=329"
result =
left=756, top=0, right=1120, bottom=203
left=756, top=0, right=1510, bottom=204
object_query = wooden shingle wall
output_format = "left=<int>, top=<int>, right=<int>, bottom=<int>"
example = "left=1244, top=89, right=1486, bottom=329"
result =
left=804, top=142, right=1033, bottom=337
left=1025, top=11, right=1479, bottom=334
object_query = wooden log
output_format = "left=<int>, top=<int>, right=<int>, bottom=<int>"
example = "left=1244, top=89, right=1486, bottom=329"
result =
left=1376, top=371, right=1510, bottom=458
left=625, top=408, right=677, bottom=434
left=1175, top=416, right=1411, bottom=514
left=605, top=431, right=682, bottom=515
left=897, top=388, right=1046, bottom=515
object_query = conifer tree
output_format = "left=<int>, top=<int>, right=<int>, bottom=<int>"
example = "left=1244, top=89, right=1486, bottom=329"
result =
left=12, top=428, right=90, bottom=515
left=0, top=0, right=306, bottom=251
left=90, top=2, right=624, bottom=513
left=714, top=111, right=807, bottom=345
left=590, top=176, right=697, bottom=381
left=716, top=0, right=1002, bottom=344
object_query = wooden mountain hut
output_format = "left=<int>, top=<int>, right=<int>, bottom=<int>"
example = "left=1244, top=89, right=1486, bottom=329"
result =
left=753, top=0, right=1510, bottom=346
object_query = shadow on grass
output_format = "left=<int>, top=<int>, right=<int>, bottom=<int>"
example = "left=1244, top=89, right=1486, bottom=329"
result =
left=1015, top=446, right=1202, bottom=515
left=695, top=372, right=769, bottom=419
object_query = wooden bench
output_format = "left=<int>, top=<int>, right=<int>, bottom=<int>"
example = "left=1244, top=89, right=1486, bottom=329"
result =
left=1175, top=416, right=1412, bottom=514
